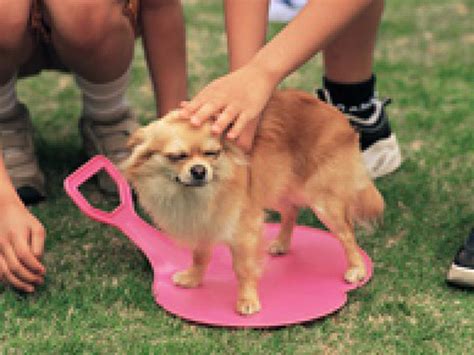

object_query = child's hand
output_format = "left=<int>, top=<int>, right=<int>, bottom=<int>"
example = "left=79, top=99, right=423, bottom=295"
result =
left=0, top=199, right=46, bottom=293
left=181, top=63, right=277, bottom=150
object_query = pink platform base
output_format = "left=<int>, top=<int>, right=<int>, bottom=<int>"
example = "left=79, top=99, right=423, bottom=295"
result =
left=155, top=224, right=372, bottom=328
left=64, top=155, right=373, bottom=328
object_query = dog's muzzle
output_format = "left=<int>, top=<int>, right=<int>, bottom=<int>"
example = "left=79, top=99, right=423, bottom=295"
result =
left=176, top=164, right=209, bottom=187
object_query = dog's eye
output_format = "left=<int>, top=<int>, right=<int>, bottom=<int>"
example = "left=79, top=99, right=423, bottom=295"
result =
left=166, top=152, right=189, bottom=162
left=143, top=151, right=155, bottom=160
left=203, top=150, right=221, bottom=158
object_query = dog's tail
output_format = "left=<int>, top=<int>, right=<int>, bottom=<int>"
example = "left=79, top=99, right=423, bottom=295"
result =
left=351, top=183, right=384, bottom=232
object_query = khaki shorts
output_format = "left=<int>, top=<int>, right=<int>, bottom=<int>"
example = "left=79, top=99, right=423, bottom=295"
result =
left=19, top=0, right=139, bottom=78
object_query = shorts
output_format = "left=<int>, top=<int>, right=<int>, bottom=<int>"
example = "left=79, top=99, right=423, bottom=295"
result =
left=18, top=0, right=139, bottom=78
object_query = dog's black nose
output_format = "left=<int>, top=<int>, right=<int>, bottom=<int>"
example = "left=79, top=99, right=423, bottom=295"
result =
left=190, top=164, right=207, bottom=181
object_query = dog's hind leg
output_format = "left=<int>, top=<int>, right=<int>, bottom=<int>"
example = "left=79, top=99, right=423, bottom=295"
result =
left=172, top=244, right=212, bottom=288
left=311, top=198, right=366, bottom=283
left=268, top=205, right=298, bottom=256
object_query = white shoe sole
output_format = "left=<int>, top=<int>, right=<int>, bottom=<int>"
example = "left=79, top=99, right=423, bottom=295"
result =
left=362, top=134, right=402, bottom=179
left=447, top=263, right=474, bottom=287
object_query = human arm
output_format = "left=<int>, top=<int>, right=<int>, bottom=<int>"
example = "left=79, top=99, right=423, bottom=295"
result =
left=0, top=154, right=45, bottom=292
left=181, top=0, right=269, bottom=150
left=222, top=0, right=269, bottom=150
left=181, top=0, right=375, bottom=146
left=140, top=0, right=188, bottom=116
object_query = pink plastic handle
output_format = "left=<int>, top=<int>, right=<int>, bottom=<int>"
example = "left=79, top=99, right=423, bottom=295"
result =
left=63, top=155, right=134, bottom=226
left=64, top=155, right=187, bottom=274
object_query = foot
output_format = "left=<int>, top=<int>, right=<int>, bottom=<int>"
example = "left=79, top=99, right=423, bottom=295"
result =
left=316, top=88, right=402, bottom=179
left=79, top=108, right=140, bottom=194
left=236, top=294, right=261, bottom=316
left=0, top=103, right=46, bottom=204
left=344, top=264, right=366, bottom=284
left=172, top=269, right=203, bottom=288
left=268, top=238, right=290, bottom=256
left=447, top=229, right=474, bottom=288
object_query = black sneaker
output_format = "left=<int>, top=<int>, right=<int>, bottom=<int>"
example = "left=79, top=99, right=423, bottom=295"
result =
left=447, top=229, right=474, bottom=287
left=316, top=88, right=402, bottom=179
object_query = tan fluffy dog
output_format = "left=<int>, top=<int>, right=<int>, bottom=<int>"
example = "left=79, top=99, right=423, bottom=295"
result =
left=121, top=89, right=384, bottom=316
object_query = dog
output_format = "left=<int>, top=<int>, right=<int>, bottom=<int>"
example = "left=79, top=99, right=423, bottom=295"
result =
left=121, top=89, right=384, bottom=316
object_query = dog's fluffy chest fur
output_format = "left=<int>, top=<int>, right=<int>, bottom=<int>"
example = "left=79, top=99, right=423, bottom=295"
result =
left=135, top=174, right=243, bottom=246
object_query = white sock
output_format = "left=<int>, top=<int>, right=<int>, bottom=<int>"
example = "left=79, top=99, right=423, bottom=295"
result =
left=0, top=74, right=19, bottom=120
left=75, top=67, right=131, bottom=121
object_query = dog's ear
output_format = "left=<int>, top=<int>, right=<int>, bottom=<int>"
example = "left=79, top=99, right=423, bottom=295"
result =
left=223, top=140, right=248, bottom=166
left=121, top=127, right=151, bottom=174
left=120, top=141, right=153, bottom=175
left=127, top=127, right=145, bottom=149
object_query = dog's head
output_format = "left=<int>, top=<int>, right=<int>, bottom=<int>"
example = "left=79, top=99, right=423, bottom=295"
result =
left=121, top=110, right=246, bottom=188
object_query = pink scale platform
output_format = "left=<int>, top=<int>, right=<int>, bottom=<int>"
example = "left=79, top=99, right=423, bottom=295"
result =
left=64, top=155, right=373, bottom=328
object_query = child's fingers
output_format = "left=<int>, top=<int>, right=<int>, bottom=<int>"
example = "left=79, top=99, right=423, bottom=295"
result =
left=236, top=134, right=252, bottom=152
left=235, top=119, right=259, bottom=152
left=179, top=101, right=194, bottom=118
left=181, top=99, right=202, bottom=117
left=227, top=112, right=252, bottom=140
left=0, top=256, right=34, bottom=293
left=212, top=105, right=239, bottom=134
left=190, top=102, right=220, bottom=126
left=30, top=223, right=46, bottom=263
left=3, top=243, right=43, bottom=285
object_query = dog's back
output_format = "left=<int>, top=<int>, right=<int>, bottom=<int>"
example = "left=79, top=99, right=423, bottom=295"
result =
left=251, top=89, right=383, bottom=218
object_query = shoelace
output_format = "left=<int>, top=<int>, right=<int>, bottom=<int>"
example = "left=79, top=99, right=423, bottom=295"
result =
left=316, top=88, right=392, bottom=131
left=316, top=88, right=392, bottom=114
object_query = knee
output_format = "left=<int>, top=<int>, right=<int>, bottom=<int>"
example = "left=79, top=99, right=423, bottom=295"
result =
left=50, top=1, right=130, bottom=52
left=0, top=8, right=30, bottom=53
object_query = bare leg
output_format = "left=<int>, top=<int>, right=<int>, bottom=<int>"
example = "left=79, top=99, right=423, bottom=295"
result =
left=268, top=205, right=298, bottom=255
left=323, top=0, right=384, bottom=83
left=0, top=0, right=33, bottom=84
left=141, top=0, right=187, bottom=115
left=172, top=244, right=212, bottom=288
left=43, top=0, right=135, bottom=83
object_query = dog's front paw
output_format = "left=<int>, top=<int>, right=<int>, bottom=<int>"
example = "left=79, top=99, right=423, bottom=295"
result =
left=344, top=265, right=366, bottom=284
left=172, top=269, right=202, bottom=288
left=236, top=296, right=261, bottom=316
left=268, top=239, right=290, bottom=256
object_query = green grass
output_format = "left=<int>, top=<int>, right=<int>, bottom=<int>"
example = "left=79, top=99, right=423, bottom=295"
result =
left=1, top=0, right=473, bottom=353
